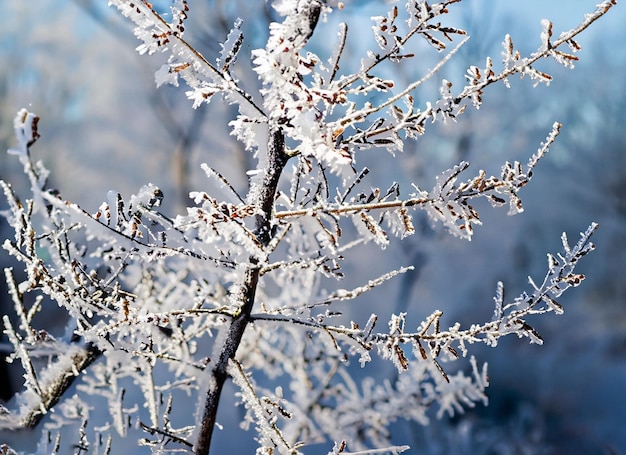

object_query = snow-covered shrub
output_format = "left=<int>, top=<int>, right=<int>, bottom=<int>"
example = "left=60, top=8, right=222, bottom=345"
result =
left=0, top=1, right=613, bottom=453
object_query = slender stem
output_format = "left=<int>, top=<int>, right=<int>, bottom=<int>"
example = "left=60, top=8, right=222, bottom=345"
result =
left=454, top=0, right=617, bottom=104
left=275, top=196, right=429, bottom=220
left=339, top=36, right=469, bottom=128
left=194, top=130, right=287, bottom=455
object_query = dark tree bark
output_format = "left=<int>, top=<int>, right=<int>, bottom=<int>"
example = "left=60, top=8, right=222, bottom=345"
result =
left=194, top=129, right=287, bottom=455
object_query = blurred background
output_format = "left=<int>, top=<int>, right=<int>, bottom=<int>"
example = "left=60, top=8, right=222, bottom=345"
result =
left=1, top=1, right=625, bottom=453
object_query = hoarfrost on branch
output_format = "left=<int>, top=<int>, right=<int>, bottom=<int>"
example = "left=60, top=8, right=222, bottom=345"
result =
left=0, top=0, right=614, bottom=453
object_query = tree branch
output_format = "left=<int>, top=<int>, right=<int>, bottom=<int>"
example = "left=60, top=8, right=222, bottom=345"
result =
left=21, top=343, right=101, bottom=429
left=194, top=129, right=288, bottom=455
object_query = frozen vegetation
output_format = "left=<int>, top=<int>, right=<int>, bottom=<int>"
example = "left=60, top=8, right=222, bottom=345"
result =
left=0, top=1, right=623, bottom=454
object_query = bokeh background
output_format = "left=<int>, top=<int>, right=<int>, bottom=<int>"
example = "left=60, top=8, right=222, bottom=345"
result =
left=1, top=1, right=625, bottom=453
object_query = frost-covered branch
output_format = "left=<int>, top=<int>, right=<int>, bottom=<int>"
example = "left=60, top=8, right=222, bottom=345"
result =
left=249, top=222, right=597, bottom=375
left=327, top=0, right=617, bottom=154
left=0, top=1, right=611, bottom=454
left=460, top=0, right=618, bottom=104
left=275, top=122, right=560, bottom=243
left=108, top=0, right=265, bottom=116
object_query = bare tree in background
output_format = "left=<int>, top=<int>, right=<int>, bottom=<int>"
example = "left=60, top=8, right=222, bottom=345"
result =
left=0, top=1, right=612, bottom=453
